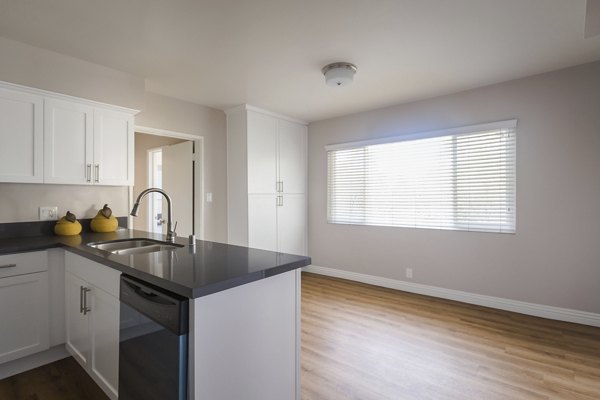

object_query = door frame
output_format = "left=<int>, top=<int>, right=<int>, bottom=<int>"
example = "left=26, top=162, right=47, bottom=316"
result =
left=132, top=125, right=205, bottom=240
left=146, top=146, right=164, bottom=234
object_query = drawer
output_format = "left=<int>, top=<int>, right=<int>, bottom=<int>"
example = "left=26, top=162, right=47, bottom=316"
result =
left=0, top=251, right=47, bottom=279
left=65, top=252, right=120, bottom=298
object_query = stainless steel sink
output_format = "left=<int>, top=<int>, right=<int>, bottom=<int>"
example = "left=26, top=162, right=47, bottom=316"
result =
left=87, top=238, right=183, bottom=255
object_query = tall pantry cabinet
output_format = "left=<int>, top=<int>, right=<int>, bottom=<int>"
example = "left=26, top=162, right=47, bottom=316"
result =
left=227, top=105, right=307, bottom=256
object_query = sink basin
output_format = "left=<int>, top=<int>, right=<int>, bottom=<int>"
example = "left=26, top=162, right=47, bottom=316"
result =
left=87, top=238, right=183, bottom=255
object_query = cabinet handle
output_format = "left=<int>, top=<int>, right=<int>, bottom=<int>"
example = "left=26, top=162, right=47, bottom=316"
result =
left=94, top=164, right=100, bottom=183
left=281, top=181, right=283, bottom=193
left=79, top=285, right=84, bottom=313
left=0, top=264, right=16, bottom=269
left=86, top=164, right=92, bottom=182
left=277, top=196, right=283, bottom=207
left=82, top=287, right=91, bottom=315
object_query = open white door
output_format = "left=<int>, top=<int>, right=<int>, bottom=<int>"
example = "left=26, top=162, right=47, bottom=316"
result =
left=162, top=141, right=194, bottom=238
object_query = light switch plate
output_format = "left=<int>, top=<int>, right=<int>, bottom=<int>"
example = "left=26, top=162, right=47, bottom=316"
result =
left=39, top=206, right=58, bottom=221
left=206, top=192, right=213, bottom=203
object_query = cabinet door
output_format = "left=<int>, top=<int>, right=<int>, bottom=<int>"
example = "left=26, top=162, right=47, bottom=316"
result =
left=90, top=286, right=119, bottom=399
left=65, top=272, right=90, bottom=366
left=248, top=194, right=278, bottom=252
left=44, top=99, right=94, bottom=184
left=278, top=120, right=306, bottom=195
left=0, top=87, right=44, bottom=183
left=94, top=109, right=134, bottom=186
left=0, top=272, right=49, bottom=363
left=247, top=112, right=278, bottom=194
left=277, top=194, right=306, bottom=256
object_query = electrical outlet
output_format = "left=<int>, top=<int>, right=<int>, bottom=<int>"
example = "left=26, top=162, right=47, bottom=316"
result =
left=406, top=268, right=413, bottom=279
left=206, top=192, right=213, bottom=203
left=39, top=206, right=58, bottom=221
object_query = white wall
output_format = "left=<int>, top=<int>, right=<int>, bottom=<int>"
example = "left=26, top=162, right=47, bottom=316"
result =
left=136, top=92, right=228, bottom=243
left=308, top=61, right=600, bottom=314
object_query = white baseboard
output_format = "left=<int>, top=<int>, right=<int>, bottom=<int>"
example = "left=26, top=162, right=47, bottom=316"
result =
left=303, top=265, right=600, bottom=328
left=0, top=345, right=69, bottom=380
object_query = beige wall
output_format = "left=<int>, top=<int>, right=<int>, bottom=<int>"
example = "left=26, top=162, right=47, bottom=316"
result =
left=136, top=92, right=228, bottom=243
left=0, top=37, right=145, bottom=110
left=132, top=133, right=186, bottom=231
left=0, top=184, right=129, bottom=222
left=308, top=61, right=600, bottom=313
left=0, top=39, right=228, bottom=243
left=0, top=38, right=143, bottom=223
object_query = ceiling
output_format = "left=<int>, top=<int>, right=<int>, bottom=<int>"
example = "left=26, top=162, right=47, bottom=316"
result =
left=1, top=0, right=600, bottom=122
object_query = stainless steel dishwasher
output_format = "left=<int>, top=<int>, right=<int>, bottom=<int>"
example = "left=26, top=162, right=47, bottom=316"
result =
left=119, top=275, right=189, bottom=400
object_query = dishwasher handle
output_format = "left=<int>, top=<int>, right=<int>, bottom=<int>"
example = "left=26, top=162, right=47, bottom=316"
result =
left=120, top=275, right=189, bottom=335
left=123, top=279, right=174, bottom=305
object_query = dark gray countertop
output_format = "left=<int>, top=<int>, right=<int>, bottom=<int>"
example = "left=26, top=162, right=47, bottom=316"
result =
left=0, top=229, right=311, bottom=298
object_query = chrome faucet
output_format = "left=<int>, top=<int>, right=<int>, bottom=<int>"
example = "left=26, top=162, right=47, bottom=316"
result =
left=130, top=188, right=177, bottom=243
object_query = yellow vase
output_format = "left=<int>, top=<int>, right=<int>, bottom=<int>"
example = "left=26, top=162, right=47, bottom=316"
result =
left=90, top=215, right=118, bottom=233
left=54, top=219, right=82, bottom=236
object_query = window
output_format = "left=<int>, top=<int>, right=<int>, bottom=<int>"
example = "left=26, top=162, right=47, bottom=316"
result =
left=327, top=120, right=516, bottom=233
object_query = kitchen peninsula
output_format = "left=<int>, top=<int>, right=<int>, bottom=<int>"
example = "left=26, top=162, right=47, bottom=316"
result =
left=0, top=224, right=310, bottom=400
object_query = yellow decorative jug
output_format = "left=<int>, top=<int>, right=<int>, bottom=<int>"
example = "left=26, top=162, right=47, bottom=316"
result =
left=54, top=211, right=82, bottom=236
left=90, top=204, right=118, bottom=233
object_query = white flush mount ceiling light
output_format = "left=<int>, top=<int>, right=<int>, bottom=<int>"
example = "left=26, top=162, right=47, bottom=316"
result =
left=322, top=62, right=357, bottom=87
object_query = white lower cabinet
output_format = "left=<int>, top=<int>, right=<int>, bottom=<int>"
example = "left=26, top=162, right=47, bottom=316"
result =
left=65, top=252, right=120, bottom=400
left=0, top=251, right=49, bottom=364
left=90, top=286, right=120, bottom=395
left=0, top=271, right=49, bottom=364
left=248, top=194, right=278, bottom=252
left=65, top=272, right=90, bottom=365
left=248, top=193, right=307, bottom=255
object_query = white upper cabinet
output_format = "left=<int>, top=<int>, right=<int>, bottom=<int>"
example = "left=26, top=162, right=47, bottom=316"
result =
left=247, top=112, right=279, bottom=194
left=0, top=81, right=137, bottom=186
left=0, top=87, right=44, bottom=183
left=93, top=109, right=134, bottom=186
left=45, top=101, right=133, bottom=186
left=44, top=99, right=94, bottom=185
left=278, top=120, right=307, bottom=195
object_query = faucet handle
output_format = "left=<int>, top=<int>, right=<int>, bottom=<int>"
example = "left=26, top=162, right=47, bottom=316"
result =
left=166, top=221, right=178, bottom=243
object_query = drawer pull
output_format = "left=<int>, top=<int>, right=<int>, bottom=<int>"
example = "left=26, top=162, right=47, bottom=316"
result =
left=0, top=264, right=17, bottom=269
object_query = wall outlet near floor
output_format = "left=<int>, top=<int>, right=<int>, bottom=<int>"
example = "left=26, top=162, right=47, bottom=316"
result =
left=39, top=206, right=58, bottom=221
left=405, top=268, right=413, bottom=279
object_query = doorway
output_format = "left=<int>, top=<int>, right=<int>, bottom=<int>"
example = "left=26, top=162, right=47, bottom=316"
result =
left=131, top=127, right=204, bottom=239
left=147, top=147, right=163, bottom=234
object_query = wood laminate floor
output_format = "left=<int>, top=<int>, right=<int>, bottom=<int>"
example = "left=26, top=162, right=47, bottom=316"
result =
left=0, top=356, right=108, bottom=400
left=1, top=273, right=599, bottom=399
left=301, top=272, right=600, bottom=400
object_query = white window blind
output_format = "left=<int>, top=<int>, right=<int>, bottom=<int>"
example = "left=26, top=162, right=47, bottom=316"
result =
left=326, top=120, right=516, bottom=233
